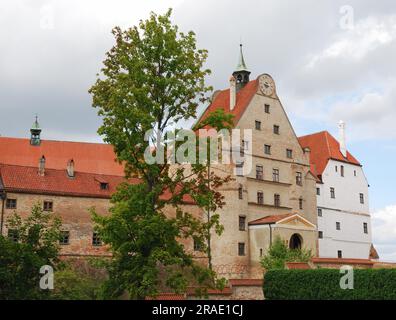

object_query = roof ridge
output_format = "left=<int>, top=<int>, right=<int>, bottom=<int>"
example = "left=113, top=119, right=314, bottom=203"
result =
left=0, top=136, right=108, bottom=146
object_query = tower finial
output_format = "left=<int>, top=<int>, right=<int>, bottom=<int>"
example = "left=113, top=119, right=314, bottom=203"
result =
left=232, top=43, right=251, bottom=91
left=235, top=43, right=248, bottom=72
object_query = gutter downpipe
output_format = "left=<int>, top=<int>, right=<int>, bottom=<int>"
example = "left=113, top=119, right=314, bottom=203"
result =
left=269, top=223, right=273, bottom=248
left=0, top=191, right=6, bottom=236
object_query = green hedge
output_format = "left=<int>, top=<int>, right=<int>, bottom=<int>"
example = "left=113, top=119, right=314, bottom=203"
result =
left=264, top=269, right=396, bottom=300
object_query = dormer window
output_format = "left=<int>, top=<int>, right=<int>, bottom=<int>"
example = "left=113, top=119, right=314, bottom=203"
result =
left=100, top=182, right=109, bottom=190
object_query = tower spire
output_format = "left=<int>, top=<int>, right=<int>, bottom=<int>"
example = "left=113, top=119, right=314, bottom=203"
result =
left=232, top=43, right=251, bottom=91
left=30, top=114, right=42, bottom=146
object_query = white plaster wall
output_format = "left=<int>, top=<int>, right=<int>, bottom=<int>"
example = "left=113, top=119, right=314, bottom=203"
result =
left=316, top=159, right=372, bottom=259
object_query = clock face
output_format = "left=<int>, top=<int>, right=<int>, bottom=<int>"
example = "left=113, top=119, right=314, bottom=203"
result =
left=259, top=75, right=275, bottom=96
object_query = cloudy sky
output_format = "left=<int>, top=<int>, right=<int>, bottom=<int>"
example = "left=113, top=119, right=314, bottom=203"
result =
left=0, top=0, right=395, bottom=260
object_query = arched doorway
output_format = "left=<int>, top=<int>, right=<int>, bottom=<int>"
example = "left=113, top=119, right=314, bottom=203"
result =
left=289, top=234, right=302, bottom=250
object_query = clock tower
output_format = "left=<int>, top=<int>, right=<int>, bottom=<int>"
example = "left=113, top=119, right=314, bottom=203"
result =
left=232, top=44, right=251, bottom=91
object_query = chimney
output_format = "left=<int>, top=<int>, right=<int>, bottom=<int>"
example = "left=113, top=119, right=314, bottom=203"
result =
left=67, top=159, right=75, bottom=178
left=230, top=76, right=236, bottom=110
left=38, top=155, right=46, bottom=176
left=338, top=120, right=347, bottom=158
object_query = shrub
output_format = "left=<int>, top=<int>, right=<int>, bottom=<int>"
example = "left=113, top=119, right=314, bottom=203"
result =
left=260, top=236, right=312, bottom=270
left=264, top=268, right=396, bottom=300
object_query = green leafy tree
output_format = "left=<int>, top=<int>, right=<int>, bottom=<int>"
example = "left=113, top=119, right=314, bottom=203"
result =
left=260, top=236, right=312, bottom=270
left=89, top=10, right=233, bottom=299
left=0, top=204, right=62, bottom=299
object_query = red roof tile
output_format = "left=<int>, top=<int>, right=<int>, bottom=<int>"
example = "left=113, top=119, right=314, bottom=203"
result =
left=248, top=213, right=294, bottom=226
left=196, top=79, right=258, bottom=128
left=298, top=131, right=360, bottom=177
left=0, top=137, right=124, bottom=176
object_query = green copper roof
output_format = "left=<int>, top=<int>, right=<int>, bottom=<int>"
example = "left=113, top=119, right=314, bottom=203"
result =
left=31, top=115, right=41, bottom=130
left=235, top=44, right=249, bottom=72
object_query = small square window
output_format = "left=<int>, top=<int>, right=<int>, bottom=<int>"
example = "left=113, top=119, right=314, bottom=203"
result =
left=239, top=216, right=246, bottom=231
left=335, top=166, right=338, bottom=172
left=7, top=229, right=19, bottom=242
left=340, top=165, right=344, bottom=177
left=255, top=121, right=261, bottom=130
left=257, top=191, right=264, bottom=205
left=316, top=188, right=320, bottom=195
left=92, top=232, right=102, bottom=246
left=354, top=170, right=357, bottom=176
left=272, top=169, right=279, bottom=182
left=264, top=104, right=270, bottom=113
left=60, top=231, right=70, bottom=245
left=236, top=163, right=244, bottom=176
left=318, top=208, right=322, bottom=217
left=274, top=194, right=281, bottom=207
left=299, top=198, right=303, bottom=210
left=330, top=187, right=336, bottom=199
left=318, top=231, right=323, bottom=239
left=238, top=186, right=243, bottom=200
left=193, top=238, right=203, bottom=251
left=273, top=125, right=280, bottom=135
left=100, top=182, right=109, bottom=190
left=337, top=250, right=342, bottom=258
left=363, top=222, right=368, bottom=234
left=286, top=149, right=293, bottom=159
left=238, top=242, right=245, bottom=256
left=359, top=193, right=364, bottom=204
left=43, top=201, right=53, bottom=212
left=264, top=145, right=271, bottom=155
left=6, top=199, right=17, bottom=209
left=336, top=222, right=341, bottom=230
left=256, top=165, right=263, bottom=180
left=296, top=172, right=303, bottom=186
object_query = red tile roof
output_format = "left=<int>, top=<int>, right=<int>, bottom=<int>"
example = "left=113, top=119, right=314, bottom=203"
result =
left=248, top=213, right=294, bottom=226
left=196, top=79, right=258, bottom=128
left=0, top=137, right=124, bottom=176
left=0, top=163, right=127, bottom=198
left=0, top=163, right=194, bottom=203
left=298, top=131, right=360, bottom=177
left=146, top=293, right=186, bottom=300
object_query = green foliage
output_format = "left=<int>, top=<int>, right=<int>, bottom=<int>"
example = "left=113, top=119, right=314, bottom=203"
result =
left=260, top=236, right=312, bottom=270
left=264, top=268, right=396, bottom=300
left=0, top=204, right=62, bottom=299
left=51, top=261, right=106, bottom=300
left=89, top=9, right=232, bottom=299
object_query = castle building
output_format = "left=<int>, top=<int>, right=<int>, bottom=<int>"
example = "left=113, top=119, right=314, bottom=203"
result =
left=299, top=125, right=376, bottom=260
left=196, top=45, right=318, bottom=278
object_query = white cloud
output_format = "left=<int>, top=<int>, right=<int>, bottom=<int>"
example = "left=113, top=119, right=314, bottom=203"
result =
left=372, top=205, right=396, bottom=261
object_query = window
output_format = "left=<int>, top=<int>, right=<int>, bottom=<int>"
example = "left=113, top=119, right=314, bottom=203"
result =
left=330, top=187, right=335, bottom=199
left=296, top=172, right=303, bottom=186
left=335, top=166, right=338, bottom=172
left=100, top=182, right=109, bottom=190
left=354, top=170, right=357, bottom=176
left=318, top=231, right=323, bottom=239
left=273, top=125, right=280, bottom=135
left=363, top=222, right=368, bottom=234
left=286, top=149, right=293, bottom=159
left=359, top=193, right=364, bottom=204
left=238, top=186, right=243, bottom=199
left=239, top=216, right=246, bottom=231
left=299, top=198, right=303, bottom=210
left=336, top=222, right=341, bottom=230
left=60, top=231, right=70, bottom=245
left=92, top=232, right=102, bottom=246
left=238, top=242, right=245, bottom=256
left=256, top=165, right=263, bottom=180
left=337, top=250, right=342, bottom=258
left=272, top=169, right=279, bottom=182
left=7, top=229, right=19, bottom=242
left=274, top=194, right=281, bottom=207
left=236, top=163, right=244, bottom=176
left=193, top=238, right=203, bottom=251
left=43, top=201, right=53, bottom=212
left=264, top=104, right=270, bottom=113
left=6, top=198, right=17, bottom=209
left=242, top=140, right=248, bottom=150
left=257, top=191, right=264, bottom=205
left=316, top=188, right=320, bottom=196
left=340, top=165, right=344, bottom=177
left=318, top=208, right=322, bottom=217
left=260, top=248, right=263, bottom=257
left=255, top=120, right=261, bottom=130
left=264, top=145, right=271, bottom=155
